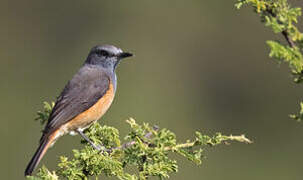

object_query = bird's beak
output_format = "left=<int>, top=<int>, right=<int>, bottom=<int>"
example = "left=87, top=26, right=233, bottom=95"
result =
left=118, top=52, right=133, bottom=59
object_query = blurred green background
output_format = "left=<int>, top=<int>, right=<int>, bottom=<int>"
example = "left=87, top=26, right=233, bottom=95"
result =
left=2, top=0, right=303, bottom=179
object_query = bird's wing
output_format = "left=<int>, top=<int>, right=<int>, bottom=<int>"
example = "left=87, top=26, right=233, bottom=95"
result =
left=43, top=66, right=110, bottom=137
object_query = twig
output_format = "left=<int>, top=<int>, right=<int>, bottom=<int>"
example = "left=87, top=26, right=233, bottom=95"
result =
left=282, top=30, right=296, bottom=48
left=164, top=134, right=252, bottom=151
left=266, top=8, right=296, bottom=48
left=98, top=125, right=159, bottom=153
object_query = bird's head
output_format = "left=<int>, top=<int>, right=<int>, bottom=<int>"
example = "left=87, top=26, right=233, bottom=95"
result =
left=85, top=45, right=133, bottom=70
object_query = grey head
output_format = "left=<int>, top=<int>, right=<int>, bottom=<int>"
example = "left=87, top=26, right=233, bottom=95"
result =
left=85, top=45, right=133, bottom=70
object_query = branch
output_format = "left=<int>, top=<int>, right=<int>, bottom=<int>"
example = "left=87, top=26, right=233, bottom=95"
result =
left=235, top=0, right=303, bottom=121
left=282, top=30, right=296, bottom=48
left=109, top=125, right=159, bottom=152
left=266, top=8, right=296, bottom=48
left=29, top=103, right=251, bottom=180
left=164, top=134, right=252, bottom=151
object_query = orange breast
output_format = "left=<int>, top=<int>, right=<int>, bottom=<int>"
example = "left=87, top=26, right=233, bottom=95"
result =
left=62, top=82, right=115, bottom=132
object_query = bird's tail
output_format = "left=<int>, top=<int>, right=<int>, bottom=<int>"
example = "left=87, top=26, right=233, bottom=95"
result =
left=24, top=134, right=55, bottom=176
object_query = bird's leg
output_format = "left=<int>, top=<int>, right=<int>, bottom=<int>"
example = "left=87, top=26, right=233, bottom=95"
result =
left=76, top=129, right=101, bottom=151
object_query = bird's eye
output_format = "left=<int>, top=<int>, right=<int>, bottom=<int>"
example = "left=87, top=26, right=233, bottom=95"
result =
left=96, top=50, right=109, bottom=57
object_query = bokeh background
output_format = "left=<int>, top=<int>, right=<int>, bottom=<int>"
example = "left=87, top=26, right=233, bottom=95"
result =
left=2, top=0, right=303, bottom=179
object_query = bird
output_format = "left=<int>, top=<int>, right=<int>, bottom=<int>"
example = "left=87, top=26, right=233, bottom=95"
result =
left=24, top=45, right=133, bottom=176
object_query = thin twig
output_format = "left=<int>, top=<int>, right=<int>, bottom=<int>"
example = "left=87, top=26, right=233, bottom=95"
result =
left=164, top=134, right=252, bottom=151
left=282, top=30, right=296, bottom=48
left=98, top=125, right=159, bottom=153
left=266, top=8, right=296, bottom=48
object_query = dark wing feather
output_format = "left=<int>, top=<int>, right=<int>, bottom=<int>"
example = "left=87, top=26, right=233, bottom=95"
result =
left=42, top=65, right=110, bottom=137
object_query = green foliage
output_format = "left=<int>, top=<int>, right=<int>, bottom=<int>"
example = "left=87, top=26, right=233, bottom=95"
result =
left=27, top=102, right=251, bottom=180
left=35, top=102, right=55, bottom=125
left=290, top=102, right=303, bottom=122
left=267, top=40, right=303, bottom=72
left=235, top=0, right=303, bottom=73
left=235, top=0, right=303, bottom=121
left=27, top=166, right=58, bottom=180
